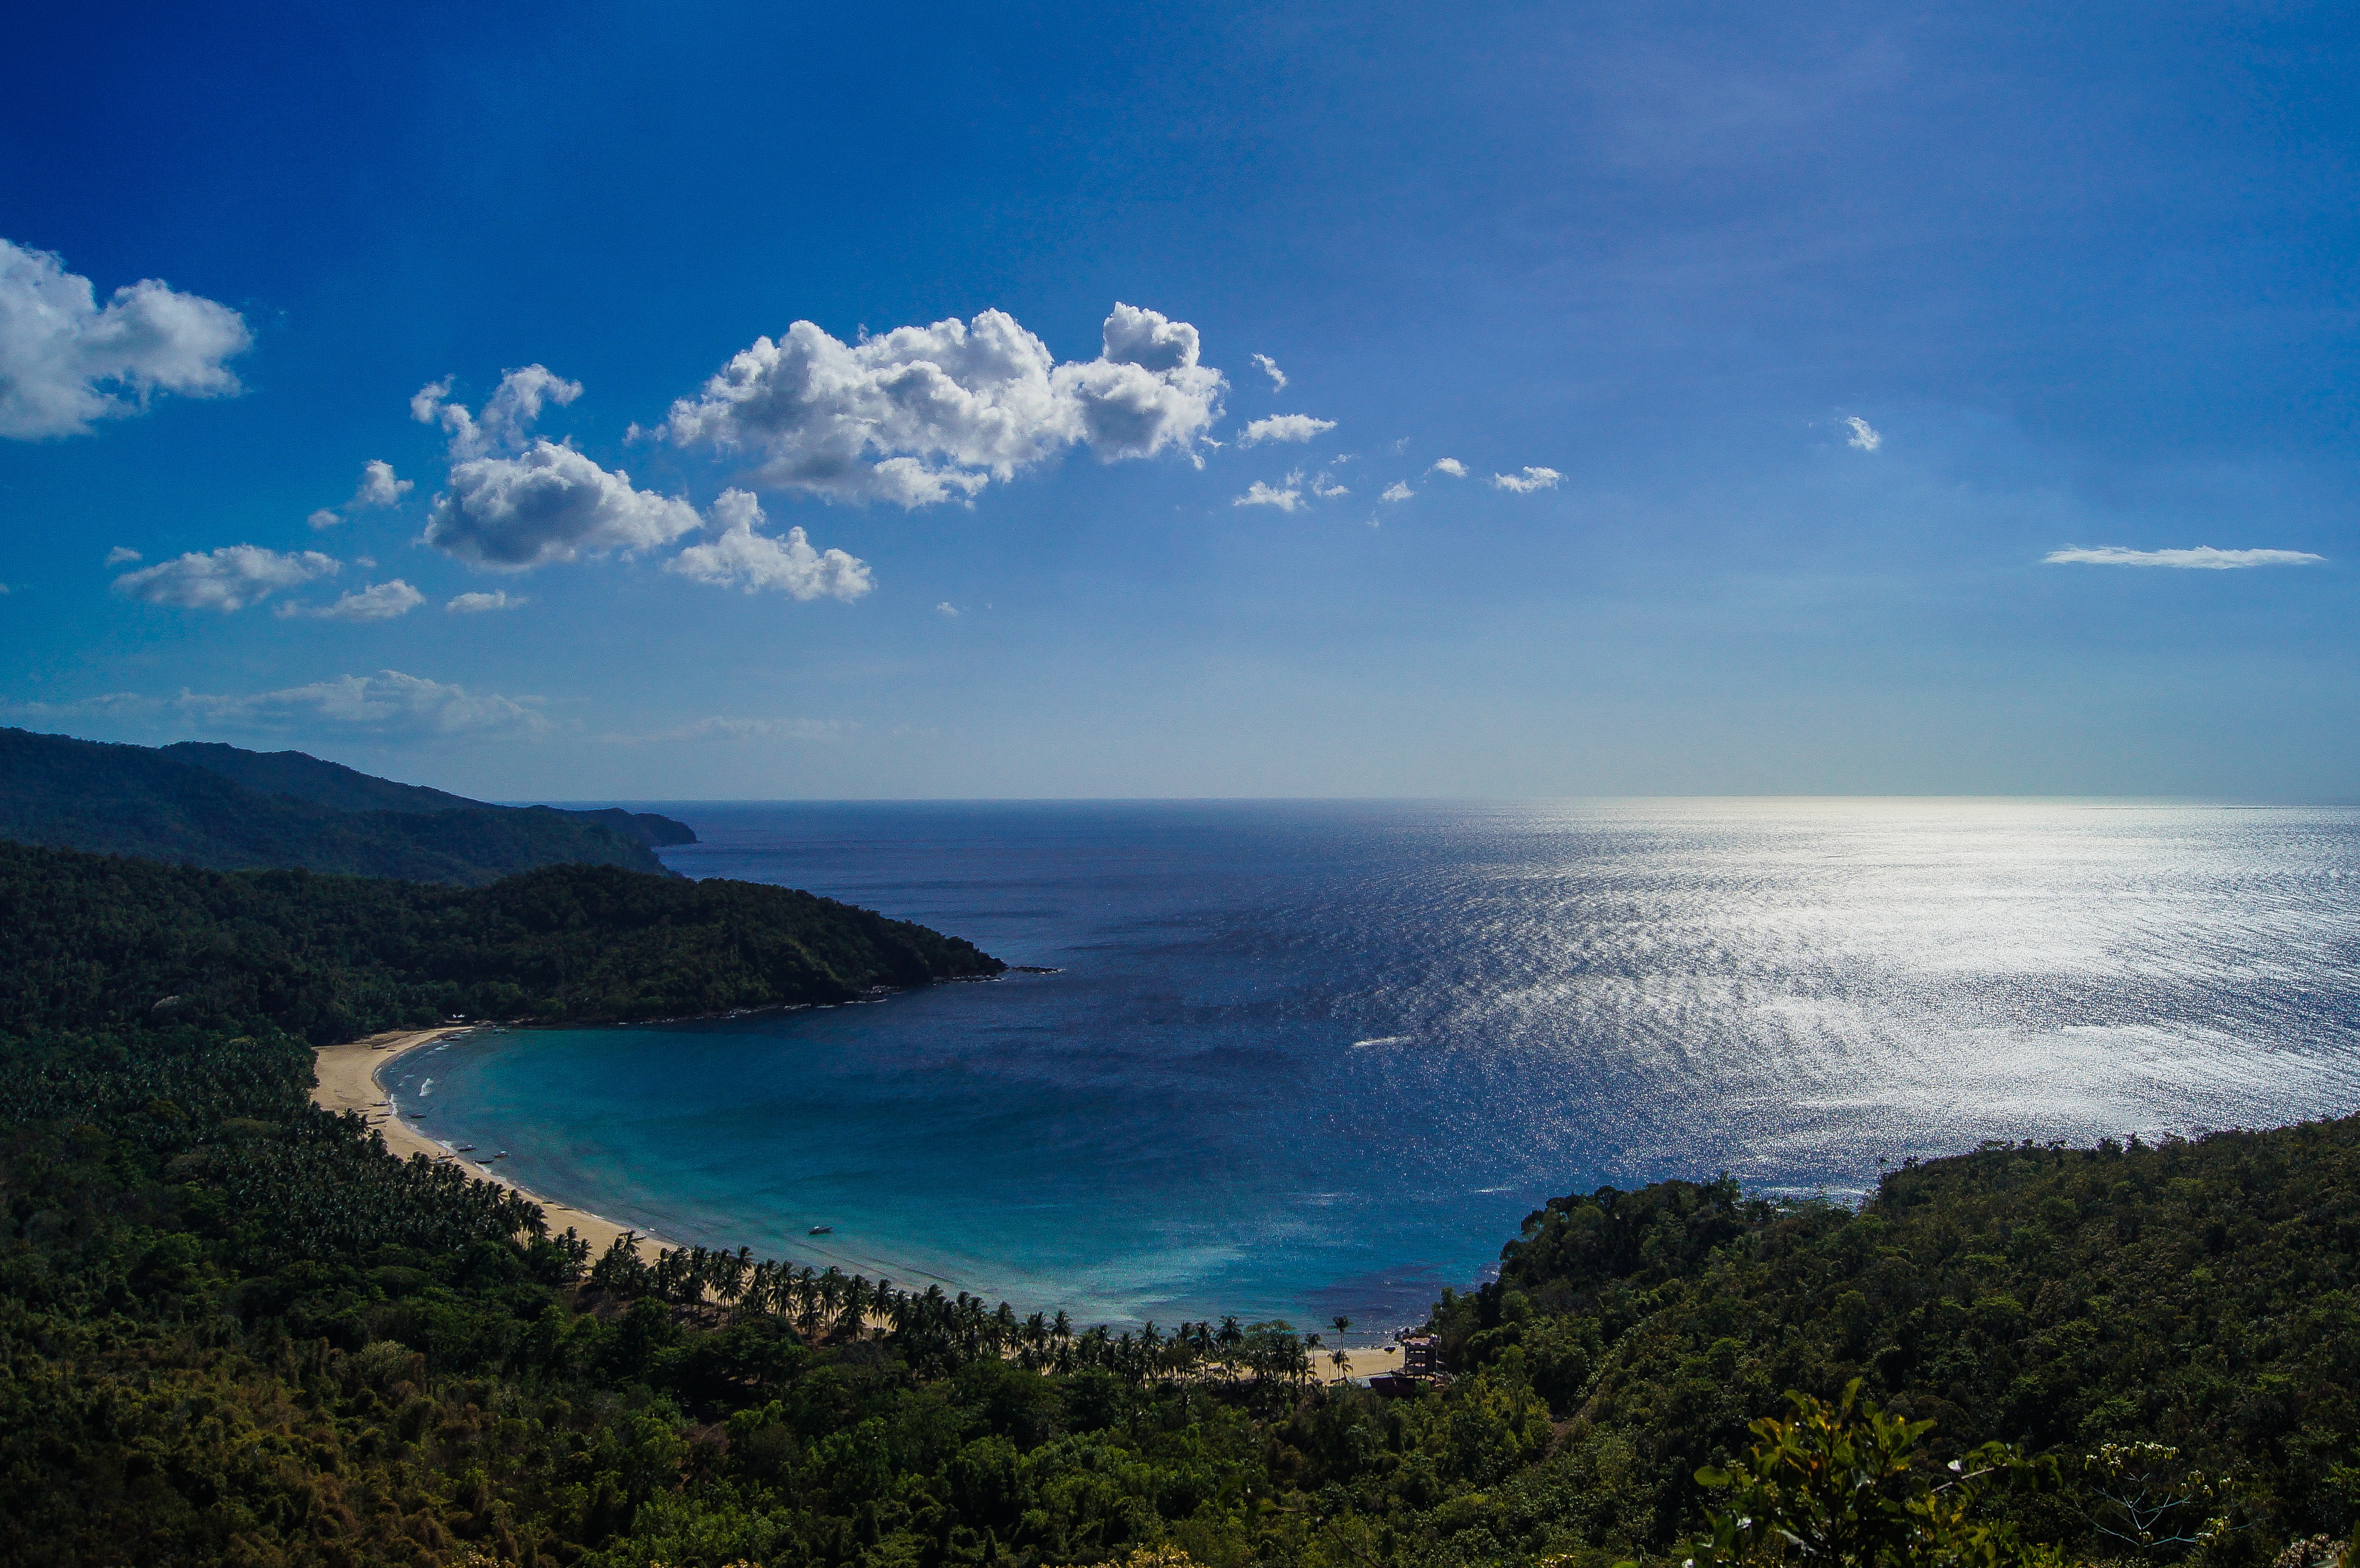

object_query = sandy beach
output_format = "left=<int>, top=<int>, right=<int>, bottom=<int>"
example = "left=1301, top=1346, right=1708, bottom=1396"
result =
left=311, top=1029, right=670, bottom=1260
left=1314, top=1343, right=1405, bottom=1383
left=313, top=1032, right=1414, bottom=1373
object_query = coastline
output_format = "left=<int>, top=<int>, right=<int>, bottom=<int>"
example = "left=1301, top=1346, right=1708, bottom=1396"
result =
left=310, top=1029, right=1411, bottom=1376
left=312, top=1028, right=673, bottom=1260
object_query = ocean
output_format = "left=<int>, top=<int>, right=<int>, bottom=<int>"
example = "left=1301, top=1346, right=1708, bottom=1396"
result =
left=404, top=799, right=2360, bottom=1337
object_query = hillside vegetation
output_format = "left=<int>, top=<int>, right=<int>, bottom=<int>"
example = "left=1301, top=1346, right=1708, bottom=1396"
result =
left=161, top=741, right=698, bottom=848
left=1, top=841, right=2353, bottom=1568
left=0, top=839, right=1002, bottom=1041
left=0, top=729, right=691, bottom=883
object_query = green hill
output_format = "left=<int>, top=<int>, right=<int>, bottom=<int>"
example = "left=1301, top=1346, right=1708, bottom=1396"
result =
left=0, top=819, right=2352, bottom=1568
left=0, top=728, right=690, bottom=884
left=157, top=739, right=485, bottom=814
left=0, top=838, right=1003, bottom=1040
left=159, top=740, right=698, bottom=847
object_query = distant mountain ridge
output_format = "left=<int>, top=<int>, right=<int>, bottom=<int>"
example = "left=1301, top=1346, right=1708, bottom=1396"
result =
left=0, top=729, right=696, bottom=885
left=159, top=741, right=697, bottom=848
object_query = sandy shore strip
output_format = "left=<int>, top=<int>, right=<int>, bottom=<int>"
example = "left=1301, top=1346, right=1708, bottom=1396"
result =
left=1315, top=1343, right=1405, bottom=1383
left=314, top=1033, right=1421, bottom=1369
left=312, top=1029, right=671, bottom=1260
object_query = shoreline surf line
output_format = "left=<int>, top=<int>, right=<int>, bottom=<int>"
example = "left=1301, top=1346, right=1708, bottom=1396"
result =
left=311, top=1028, right=674, bottom=1262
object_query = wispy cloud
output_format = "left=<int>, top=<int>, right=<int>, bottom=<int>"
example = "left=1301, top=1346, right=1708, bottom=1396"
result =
left=1844, top=416, right=1882, bottom=451
left=103, top=546, right=140, bottom=566
left=0, top=238, right=250, bottom=439
left=935, top=601, right=960, bottom=617
left=114, top=545, right=340, bottom=611
left=446, top=590, right=528, bottom=613
left=2044, top=545, right=2326, bottom=570
left=1380, top=480, right=1413, bottom=503
left=597, top=716, right=850, bottom=745
left=311, top=459, right=413, bottom=529
left=1428, top=457, right=1466, bottom=477
left=1492, top=465, right=1562, bottom=493
left=1239, top=413, right=1336, bottom=446
left=1233, top=479, right=1303, bottom=511
left=1250, top=352, right=1287, bottom=389
left=190, top=671, right=547, bottom=735
left=1310, top=472, right=1348, bottom=499
left=7, top=671, right=551, bottom=739
left=277, top=579, right=425, bottom=621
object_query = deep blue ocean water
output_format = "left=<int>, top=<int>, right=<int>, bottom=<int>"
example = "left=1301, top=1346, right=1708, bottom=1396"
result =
left=403, top=800, right=2360, bottom=1336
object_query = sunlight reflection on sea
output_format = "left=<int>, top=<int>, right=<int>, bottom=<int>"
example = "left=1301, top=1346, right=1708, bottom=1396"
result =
left=413, top=799, right=2360, bottom=1332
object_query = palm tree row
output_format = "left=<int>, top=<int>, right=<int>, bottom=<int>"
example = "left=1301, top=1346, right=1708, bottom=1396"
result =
left=212, top=1111, right=548, bottom=1265
left=581, top=1234, right=1331, bottom=1389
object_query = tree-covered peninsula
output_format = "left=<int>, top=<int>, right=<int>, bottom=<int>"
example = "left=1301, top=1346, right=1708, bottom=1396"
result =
left=3, top=838, right=2356, bottom=1567
left=0, top=839, right=1001, bottom=1038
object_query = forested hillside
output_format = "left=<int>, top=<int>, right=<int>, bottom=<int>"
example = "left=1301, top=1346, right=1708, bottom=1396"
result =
left=0, top=729, right=687, bottom=883
left=2, top=837, right=2355, bottom=1567
left=161, top=741, right=698, bottom=848
left=0, top=839, right=1001, bottom=1040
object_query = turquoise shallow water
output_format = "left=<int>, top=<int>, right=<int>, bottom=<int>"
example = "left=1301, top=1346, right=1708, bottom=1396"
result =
left=401, top=800, right=2360, bottom=1335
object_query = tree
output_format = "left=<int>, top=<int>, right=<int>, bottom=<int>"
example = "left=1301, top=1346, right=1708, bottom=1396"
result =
left=1686, top=1380, right=2047, bottom=1568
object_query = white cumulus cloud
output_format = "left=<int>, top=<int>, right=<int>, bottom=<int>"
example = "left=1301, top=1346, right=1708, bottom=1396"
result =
left=104, top=546, right=140, bottom=566
left=114, top=545, right=340, bottom=611
left=446, top=590, right=528, bottom=613
left=0, top=239, right=251, bottom=439
left=1492, top=465, right=1562, bottom=493
left=1238, top=413, right=1336, bottom=446
left=1311, top=472, right=1348, bottom=499
left=329, top=458, right=413, bottom=515
left=1250, top=353, right=1287, bottom=389
left=1381, top=481, right=1413, bottom=503
left=414, top=366, right=580, bottom=460
left=278, top=579, right=425, bottom=621
left=428, top=442, right=702, bottom=569
left=1233, top=479, right=1303, bottom=511
left=1844, top=416, right=1882, bottom=451
left=2043, top=545, right=2326, bottom=569
left=658, top=303, right=1224, bottom=506
left=1428, top=457, right=1467, bottom=477
left=666, top=488, right=873, bottom=601
left=417, top=367, right=701, bottom=569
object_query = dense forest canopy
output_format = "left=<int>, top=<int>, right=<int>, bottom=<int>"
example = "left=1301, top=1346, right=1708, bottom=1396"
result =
left=0, top=839, right=1002, bottom=1042
left=2, top=836, right=2355, bottom=1567
left=0, top=729, right=691, bottom=883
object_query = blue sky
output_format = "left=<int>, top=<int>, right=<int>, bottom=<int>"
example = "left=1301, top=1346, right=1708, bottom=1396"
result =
left=2, top=1, right=2354, bottom=800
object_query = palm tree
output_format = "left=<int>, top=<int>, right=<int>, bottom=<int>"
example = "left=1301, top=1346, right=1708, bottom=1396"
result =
left=1217, top=1315, right=1244, bottom=1385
